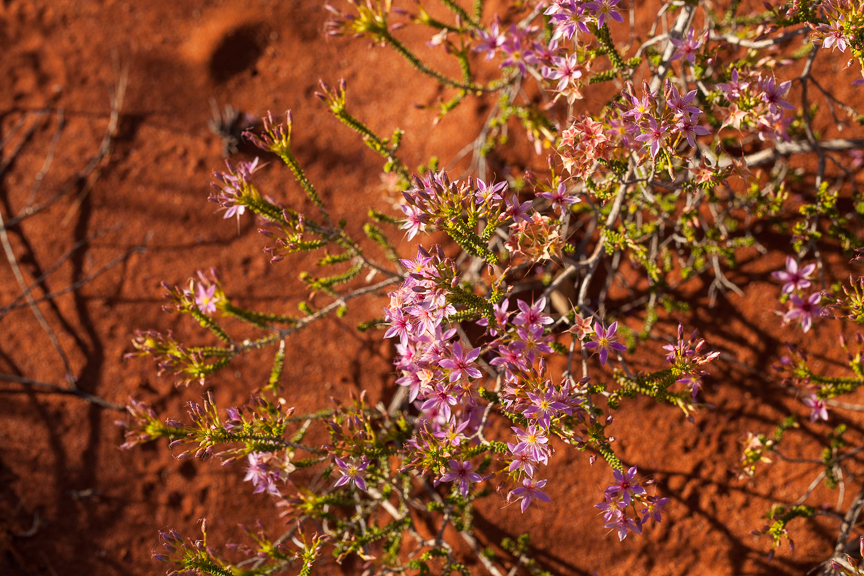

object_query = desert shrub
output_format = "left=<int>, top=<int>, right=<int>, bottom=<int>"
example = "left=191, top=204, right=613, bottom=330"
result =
left=119, top=1, right=864, bottom=574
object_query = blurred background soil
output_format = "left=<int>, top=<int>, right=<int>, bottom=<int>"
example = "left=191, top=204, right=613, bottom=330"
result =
left=2, top=1, right=864, bottom=575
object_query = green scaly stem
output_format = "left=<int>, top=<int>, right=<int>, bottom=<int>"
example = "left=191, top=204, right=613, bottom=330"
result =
left=382, top=30, right=493, bottom=92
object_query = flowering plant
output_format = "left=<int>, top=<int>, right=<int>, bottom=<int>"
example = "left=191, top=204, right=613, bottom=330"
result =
left=117, top=0, right=864, bottom=573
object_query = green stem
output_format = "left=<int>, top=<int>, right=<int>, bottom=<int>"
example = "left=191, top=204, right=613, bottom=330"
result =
left=265, top=339, right=286, bottom=392
left=189, top=346, right=233, bottom=359
left=595, top=23, right=625, bottom=72
left=223, top=303, right=300, bottom=328
left=189, top=307, right=231, bottom=343
left=382, top=30, right=491, bottom=92
left=190, top=558, right=235, bottom=576
left=215, top=430, right=325, bottom=454
left=440, top=0, right=479, bottom=28
left=277, top=149, right=331, bottom=225
left=332, top=110, right=410, bottom=181
left=811, top=371, right=864, bottom=398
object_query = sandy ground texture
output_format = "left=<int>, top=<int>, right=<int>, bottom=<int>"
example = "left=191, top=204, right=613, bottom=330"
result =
left=3, top=1, right=864, bottom=575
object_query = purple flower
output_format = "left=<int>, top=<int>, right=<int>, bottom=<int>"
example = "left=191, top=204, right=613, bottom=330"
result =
left=583, top=321, right=628, bottom=365
left=670, top=28, right=701, bottom=64
left=439, top=342, right=482, bottom=382
left=634, top=116, right=668, bottom=158
left=640, top=495, right=669, bottom=523
left=500, top=26, right=537, bottom=77
left=400, top=204, right=428, bottom=240
left=473, top=17, right=505, bottom=61
left=549, top=0, right=591, bottom=41
left=518, top=326, right=554, bottom=362
left=677, top=373, right=704, bottom=400
left=384, top=308, right=413, bottom=346
left=755, top=113, right=791, bottom=142
left=784, top=292, right=822, bottom=333
left=605, top=466, right=645, bottom=506
left=475, top=178, right=508, bottom=205
left=421, top=383, right=459, bottom=422
left=716, top=68, right=749, bottom=101
left=539, top=181, right=580, bottom=213
left=772, top=257, right=815, bottom=294
left=477, top=299, right=510, bottom=336
left=399, top=249, right=433, bottom=276
left=513, top=297, right=553, bottom=330
left=582, top=0, right=623, bottom=28
left=542, top=53, right=584, bottom=94
left=530, top=39, right=560, bottom=67
left=624, top=93, right=654, bottom=122
left=818, top=17, right=847, bottom=53
left=407, top=300, right=444, bottom=335
left=195, top=283, right=219, bottom=315
left=490, top=341, right=528, bottom=374
left=211, top=158, right=264, bottom=221
left=761, top=77, right=794, bottom=115
left=333, top=457, right=369, bottom=492
left=676, top=113, right=711, bottom=148
left=433, top=420, right=469, bottom=447
left=605, top=514, right=642, bottom=541
left=244, top=452, right=283, bottom=496
left=512, top=425, right=549, bottom=462
left=803, top=394, right=829, bottom=423
left=395, top=369, right=422, bottom=402
left=510, top=478, right=552, bottom=512
left=523, top=387, right=570, bottom=429
left=595, top=493, right=625, bottom=521
left=224, top=406, right=243, bottom=431
left=223, top=201, right=246, bottom=220
left=505, top=194, right=533, bottom=223
left=662, top=324, right=719, bottom=398
left=507, top=443, right=537, bottom=477
left=666, top=83, right=701, bottom=115
left=440, top=460, right=483, bottom=497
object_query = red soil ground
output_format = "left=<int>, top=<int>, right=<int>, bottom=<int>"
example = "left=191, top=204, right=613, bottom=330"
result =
left=2, top=1, right=864, bottom=575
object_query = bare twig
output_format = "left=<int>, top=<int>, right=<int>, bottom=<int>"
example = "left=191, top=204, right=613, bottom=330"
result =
left=721, top=139, right=864, bottom=169
left=0, top=373, right=122, bottom=410
left=0, top=205, right=76, bottom=381
left=0, top=231, right=150, bottom=319
left=2, top=66, right=127, bottom=231
left=712, top=27, right=807, bottom=49
left=649, top=5, right=696, bottom=93
left=61, top=65, right=127, bottom=226
left=25, top=108, right=64, bottom=206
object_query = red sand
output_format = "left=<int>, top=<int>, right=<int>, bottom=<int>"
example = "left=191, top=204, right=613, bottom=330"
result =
left=2, top=1, right=864, bottom=575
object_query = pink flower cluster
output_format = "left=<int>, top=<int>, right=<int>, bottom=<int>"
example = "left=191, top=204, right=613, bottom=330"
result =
left=384, top=260, right=589, bottom=508
left=209, top=157, right=264, bottom=221
left=400, top=171, right=508, bottom=240
left=809, top=0, right=864, bottom=84
left=470, top=1, right=627, bottom=107
left=558, top=76, right=713, bottom=175
left=773, top=256, right=822, bottom=333
left=595, top=466, right=668, bottom=540
left=663, top=324, right=721, bottom=400
left=716, top=69, right=794, bottom=141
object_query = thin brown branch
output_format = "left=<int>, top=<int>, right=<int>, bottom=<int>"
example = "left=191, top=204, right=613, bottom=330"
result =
left=2, top=66, right=127, bottom=230
left=0, top=373, right=123, bottom=410
left=0, top=203, right=76, bottom=381
left=0, top=231, right=150, bottom=319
